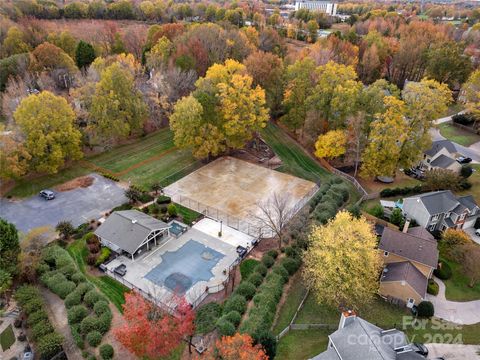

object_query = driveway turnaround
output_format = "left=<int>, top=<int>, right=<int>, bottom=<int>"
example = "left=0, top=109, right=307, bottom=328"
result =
left=0, top=173, right=127, bottom=233
left=426, top=277, right=480, bottom=325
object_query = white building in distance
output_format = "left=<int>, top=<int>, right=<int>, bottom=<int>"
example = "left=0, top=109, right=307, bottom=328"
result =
left=294, top=1, right=337, bottom=16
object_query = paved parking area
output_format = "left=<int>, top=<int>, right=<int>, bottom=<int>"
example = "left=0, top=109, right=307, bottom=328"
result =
left=0, top=173, right=127, bottom=233
left=426, top=343, right=480, bottom=359
left=463, top=227, right=480, bottom=245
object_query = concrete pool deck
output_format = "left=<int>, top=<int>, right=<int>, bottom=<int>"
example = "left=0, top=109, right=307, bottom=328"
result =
left=104, top=226, right=238, bottom=307
left=193, top=217, right=255, bottom=249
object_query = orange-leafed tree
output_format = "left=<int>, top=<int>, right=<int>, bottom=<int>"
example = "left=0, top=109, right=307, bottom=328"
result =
left=114, top=291, right=195, bottom=359
left=202, top=333, right=268, bottom=360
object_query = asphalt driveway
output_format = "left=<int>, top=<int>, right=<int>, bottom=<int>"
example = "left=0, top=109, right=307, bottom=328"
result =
left=0, top=173, right=127, bottom=233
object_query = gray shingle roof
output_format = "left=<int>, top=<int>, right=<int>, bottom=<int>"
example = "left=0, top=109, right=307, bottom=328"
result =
left=94, top=210, right=169, bottom=254
left=379, top=227, right=439, bottom=268
left=424, top=140, right=457, bottom=157
left=429, top=154, right=456, bottom=169
left=407, top=227, right=435, bottom=241
left=458, top=195, right=478, bottom=212
left=381, top=261, right=428, bottom=298
left=410, top=190, right=462, bottom=215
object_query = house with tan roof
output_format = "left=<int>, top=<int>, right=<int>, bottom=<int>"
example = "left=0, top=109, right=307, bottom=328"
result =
left=378, top=226, right=439, bottom=307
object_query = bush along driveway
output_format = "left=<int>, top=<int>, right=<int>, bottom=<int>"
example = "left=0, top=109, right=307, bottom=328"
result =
left=427, top=277, right=480, bottom=325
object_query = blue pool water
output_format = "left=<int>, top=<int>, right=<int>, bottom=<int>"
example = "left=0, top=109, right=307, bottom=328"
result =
left=144, top=239, right=224, bottom=294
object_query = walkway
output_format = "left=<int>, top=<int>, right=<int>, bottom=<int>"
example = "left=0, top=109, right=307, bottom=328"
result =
left=426, top=277, right=480, bottom=325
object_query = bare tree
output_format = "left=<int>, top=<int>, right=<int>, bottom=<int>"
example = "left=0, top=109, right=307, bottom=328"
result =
left=253, top=192, right=295, bottom=250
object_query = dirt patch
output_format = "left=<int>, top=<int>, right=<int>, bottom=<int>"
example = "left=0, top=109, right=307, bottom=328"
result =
left=54, top=176, right=94, bottom=192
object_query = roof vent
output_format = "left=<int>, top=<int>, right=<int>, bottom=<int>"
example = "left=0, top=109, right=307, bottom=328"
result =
left=132, top=219, right=137, bottom=224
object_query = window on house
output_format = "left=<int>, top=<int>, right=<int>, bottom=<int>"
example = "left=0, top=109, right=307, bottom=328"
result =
left=429, top=225, right=435, bottom=231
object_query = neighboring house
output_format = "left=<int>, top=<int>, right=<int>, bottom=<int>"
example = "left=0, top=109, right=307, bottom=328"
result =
left=94, top=210, right=170, bottom=260
left=294, top=0, right=337, bottom=15
left=310, top=311, right=426, bottom=360
left=378, top=227, right=439, bottom=307
left=421, top=140, right=461, bottom=173
left=403, top=190, right=480, bottom=232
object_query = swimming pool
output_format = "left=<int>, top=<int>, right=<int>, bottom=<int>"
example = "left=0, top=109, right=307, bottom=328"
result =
left=144, top=239, right=224, bottom=294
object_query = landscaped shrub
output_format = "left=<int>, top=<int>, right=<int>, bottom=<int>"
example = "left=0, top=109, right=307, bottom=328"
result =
left=84, top=290, right=105, bottom=307
left=223, top=295, right=247, bottom=315
left=224, top=311, right=241, bottom=327
left=380, top=185, right=423, bottom=198
left=452, top=113, right=475, bottom=125
left=111, top=203, right=132, bottom=212
left=71, top=273, right=87, bottom=284
left=272, top=265, right=289, bottom=282
left=54, top=280, right=77, bottom=299
left=156, top=195, right=171, bottom=204
left=93, top=301, right=110, bottom=316
left=97, top=311, right=113, bottom=334
left=68, top=305, right=89, bottom=325
left=261, top=254, right=275, bottom=268
left=32, top=320, right=54, bottom=340
left=417, top=301, right=434, bottom=318
left=240, top=259, right=260, bottom=280
left=23, top=297, right=45, bottom=315
left=315, top=202, right=337, bottom=216
left=427, top=279, right=439, bottom=296
left=27, top=310, right=49, bottom=326
left=367, top=204, right=384, bottom=219
left=87, top=254, right=98, bottom=265
left=246, top=273, right=263, bottom=287
left=75, top=282, right=94, bottom=296
left=216, top=318, right=236, bottom=336
left=234, top=282, right=256, bottom=300
left=195, top=302, right=222, bottom=335
left=280, top=257, right=301, bottom=275
left=285, top=246, right=300, bottom=259
left=266, top=249, right=278, bottom=259
left=80, top=315, right=101, bottom=334
left=65, top=291, right=82, bottom=308
left=71, top=324, right=84, bottom=349
left=99, top=344, right=114, bottom=360
left=434, top=261, right=452, bottom=280
left=37, top=332, right=64, bottom=360
left=254, top=263, right=268, bottom=277
left=86, top=331, right=102, bottom=347
left=59, top=264, right=77, bottom=278
left=167, top=203, right=177, bottom=216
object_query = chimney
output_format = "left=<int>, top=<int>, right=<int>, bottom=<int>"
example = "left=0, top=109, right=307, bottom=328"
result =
left=338, top=310, right=356, bottom=330
left=402, top=218, right=411, bottom=233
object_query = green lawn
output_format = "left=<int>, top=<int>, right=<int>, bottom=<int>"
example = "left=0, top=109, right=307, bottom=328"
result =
left=0, top=325, right=15, bottom=351
left=438, top=122, right=480, bottom=147
left=261, top=123, right=361, bottom=205
left=67, top=238, right=129, bottom=311
left=441, top=257, right=480, bottom=302
left=459, top=164, right=480, bottom=204
left=272, top=275, right=308, bottom=335
left=175, top=203, right=201, bottom=225
left=7, top=128, right=200, bottom=198
left=276, top=329, right=330, bottom=360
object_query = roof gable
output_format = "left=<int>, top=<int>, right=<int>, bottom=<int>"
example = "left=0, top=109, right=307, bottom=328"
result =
left=379, top=228, right=439, bottom=268
left=381, top=261, right=428, bottom=298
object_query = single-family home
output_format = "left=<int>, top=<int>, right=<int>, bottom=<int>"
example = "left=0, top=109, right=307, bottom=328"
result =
left=94, top=210, right=170, bottom=260
left=421, top=140, right=461, bottom=173
left=310, top=311, right=428, bottom=360
left=403, top=190, right=480, bottom=232
left=378, top=226, right=438, bottom=307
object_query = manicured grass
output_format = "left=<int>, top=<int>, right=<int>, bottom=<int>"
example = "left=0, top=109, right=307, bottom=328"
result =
left=175, top=203, right=201, bottom=225
left=0, top=325, right=15, bottom=351
left=438, top=122, right=480, bottom=147
left=7, top=128, right=200, bottom=198
left=261, top=123, right=360, bottom=205
left=7, top=165, right=91, bottom=198
left=272, top=275, right=307, bottom=335
left=67, top=238, right=129, bottom=311
left=441, top=257, right=480, bottom=302
left=459, top=164, right=480, bottom=203
left=276, top=329, right=330, bottom=360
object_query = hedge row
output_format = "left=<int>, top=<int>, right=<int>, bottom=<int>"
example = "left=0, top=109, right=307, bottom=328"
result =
left=101, top=173, right=120, bottom=182
left=380, top=185, right=423, bottom=198
left=38, top=246, right=112, bottom=350
left=310, top=178, right=350, bottom=224
left=15, top=285, right=64, bottom=360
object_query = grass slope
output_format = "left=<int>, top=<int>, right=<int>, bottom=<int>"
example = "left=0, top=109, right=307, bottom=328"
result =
left=438, top=122, right=480, bottom=147
left=441, top=257, right=480, bottom=302
left=67, top=238, right=129, bottom=311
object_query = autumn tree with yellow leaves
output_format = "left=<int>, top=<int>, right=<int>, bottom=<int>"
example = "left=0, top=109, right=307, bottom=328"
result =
left=170, top=59, right=268, bottom=159
left=303, top=211, right=382, bottom=310
left=314, top=130, right=347, bottom=160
